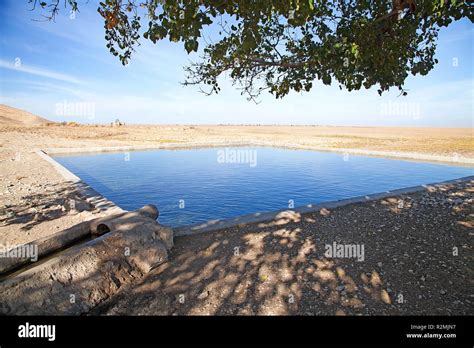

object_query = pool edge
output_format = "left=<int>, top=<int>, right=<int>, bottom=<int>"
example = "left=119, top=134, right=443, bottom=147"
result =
left=174, top=175, right=474, bottom=237
left=35, top=149, right=125, bottom=216
left=44, top=141, right=474, bottom=167
left=38, top=147, right=473, bottom=237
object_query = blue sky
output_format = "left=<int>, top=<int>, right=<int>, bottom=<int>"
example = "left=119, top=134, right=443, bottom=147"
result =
left=0, top=0, right=472, bottom=126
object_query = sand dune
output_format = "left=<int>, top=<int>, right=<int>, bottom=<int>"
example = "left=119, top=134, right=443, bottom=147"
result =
left=0, top=104, right=50, bottom=126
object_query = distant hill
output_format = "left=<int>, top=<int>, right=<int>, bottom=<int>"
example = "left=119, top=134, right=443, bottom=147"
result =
left=0, top=104, right=51, bottom=126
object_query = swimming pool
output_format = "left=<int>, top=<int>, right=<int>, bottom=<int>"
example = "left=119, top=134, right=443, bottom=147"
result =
left=53, top=147, right=473, bottom=227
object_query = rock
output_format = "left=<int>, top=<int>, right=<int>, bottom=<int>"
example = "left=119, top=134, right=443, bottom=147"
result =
left=0, top=206, right=174, bottom=315
left=197, top=291, right=209, bottom=300
left=440, top=290, right=447, bottom=295
left=33, top=213, right=43, bottom=222
left=72, top=200, right=92, bottom=213
left=128, top=241, right=168, bottom=274
left=157, top=226, right=174, bottom=250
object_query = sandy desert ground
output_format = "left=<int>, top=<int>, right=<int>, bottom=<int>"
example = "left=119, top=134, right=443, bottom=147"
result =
left=1, top=122, right=473, bottom=158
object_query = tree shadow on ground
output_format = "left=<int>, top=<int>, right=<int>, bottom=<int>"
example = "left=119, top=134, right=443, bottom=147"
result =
left=2, top=180, right=471, bottom=316
left=0, top=182, right=95, bottom=232
left=93, top=180, right=473, bottom=316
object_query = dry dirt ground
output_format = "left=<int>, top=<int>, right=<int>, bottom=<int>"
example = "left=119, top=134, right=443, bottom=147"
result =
left=93, top=179, right=473, bottom=315
left=1, top=123, right=473, bottom=157
left=0, top=104, right=49, bottom=126
left=0, top=150, right=104, bottom=246
left=0, top=122, right=473, bottom=315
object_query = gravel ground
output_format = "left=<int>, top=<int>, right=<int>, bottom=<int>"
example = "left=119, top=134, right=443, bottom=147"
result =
left=94, top=179, right=474, bottom=315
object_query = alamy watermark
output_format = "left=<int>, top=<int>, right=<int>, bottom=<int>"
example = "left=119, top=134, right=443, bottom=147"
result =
left=380, top=101, right=421, bottom=120
left=217, top=148, right=257, bottom=167
left=0, top=243, right=38, bottom=262
left=18, top=322, right=55, bottom=341
left=55, top=100, right=95, bottom=120
left=325, top=242, right=365, bottom=262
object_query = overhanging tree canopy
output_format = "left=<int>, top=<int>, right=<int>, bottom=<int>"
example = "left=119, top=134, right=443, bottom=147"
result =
left=30, top=0, right=473, bottom=99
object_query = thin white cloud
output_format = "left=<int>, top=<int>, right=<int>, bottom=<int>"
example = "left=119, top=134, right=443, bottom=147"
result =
left=439, top=27, right=474, bottom=44
left=0, top=59, right=86, bottom=85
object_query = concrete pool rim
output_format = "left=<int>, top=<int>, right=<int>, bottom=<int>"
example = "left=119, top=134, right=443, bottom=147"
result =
left=173, top=174, right=473, bottom=236
left=36, top=146, right=474, bottom=237
left=43, top=141, right=474, bottom=167
left=35, top=149, right=124, bottom=216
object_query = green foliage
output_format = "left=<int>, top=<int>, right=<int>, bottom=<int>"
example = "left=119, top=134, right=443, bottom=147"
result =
left=30, top=0, right=473, bottom=100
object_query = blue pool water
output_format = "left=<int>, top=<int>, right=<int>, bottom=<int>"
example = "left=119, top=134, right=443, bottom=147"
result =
left=54, top=147, right=473, bottom=227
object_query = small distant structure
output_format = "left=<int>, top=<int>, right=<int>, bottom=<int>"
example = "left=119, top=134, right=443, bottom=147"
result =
left=111, top=119, right=125, bottom=127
